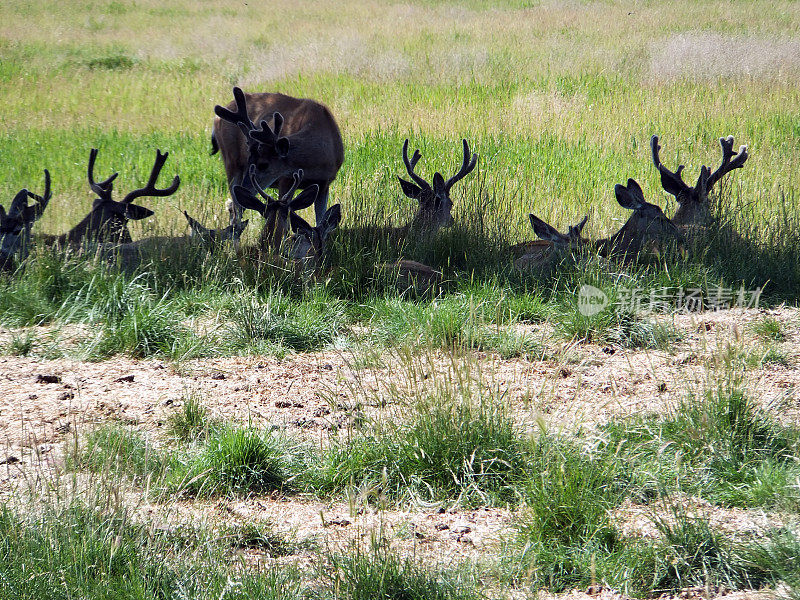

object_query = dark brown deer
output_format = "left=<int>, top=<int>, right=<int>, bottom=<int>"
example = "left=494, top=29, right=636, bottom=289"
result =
left=512, top=214, right=588, bottom=271
left=595, top=178, right=683, bottom=261
left=37, top=148, right=179, bottom=247
left=396, top=138, right=478, bottom=237
left=212, top=87, right=344, bottom=224
left=232, top=165, right=318, bottom=253
left=1, top=170, right=51, bottom=271
left=651, top=135, right=748, bottom=229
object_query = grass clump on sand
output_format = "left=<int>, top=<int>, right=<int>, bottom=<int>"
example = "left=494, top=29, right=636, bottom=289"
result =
left=314, top=393, right=529, bottom=506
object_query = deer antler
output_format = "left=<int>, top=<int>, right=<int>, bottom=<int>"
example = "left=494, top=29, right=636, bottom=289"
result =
left=650, top=136, right=691, bottom=199
left=25, top=170, right=51, bottom=218
left=121, top=149, right=180, bottom=204
left=279, top=170, right=303, bottom=204
left=247, top=165, right=277, bottom=204
left=705, top=136, right=748, bottom=191
left=249, top=113, right=284, bottom=145
left=214, top=87, right=256, bottom=137
left=444, top=139, right=478, bottom=192
left=402, top=139, right=430, bottom=190
left=88, top=149, right=119, bottom=200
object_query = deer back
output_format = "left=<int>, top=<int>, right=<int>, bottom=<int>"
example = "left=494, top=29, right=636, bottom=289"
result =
left=213, top=89, right=344, bottom=194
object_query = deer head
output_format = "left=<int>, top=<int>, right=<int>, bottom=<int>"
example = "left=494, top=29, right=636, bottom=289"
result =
left=651, top=135, right=748, bottom=227
left=232, top=166, right=318, bottom=251
left=214, top=87, right=291, bottom=191
left=287, top=203, right=341, bottom=264
left=79, top=148, right=179, bottom=244
left=513, top=214, right=587, bottom=271
left=398, top=138, right=478, bottom=233
left=0, top=170, right=51, bottom=268
left=596, top=178, right=682, bottom=259
left=529, top=214, right=588, bottom=249
left=184, top=200, right=249, bottom=248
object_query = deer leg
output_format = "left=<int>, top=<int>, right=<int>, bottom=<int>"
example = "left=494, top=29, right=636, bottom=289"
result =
left=314, top=183, right=330, bottom=225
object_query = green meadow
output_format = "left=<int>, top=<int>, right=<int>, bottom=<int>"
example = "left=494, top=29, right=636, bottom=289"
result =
left=2, top=1, right=800, bottom=598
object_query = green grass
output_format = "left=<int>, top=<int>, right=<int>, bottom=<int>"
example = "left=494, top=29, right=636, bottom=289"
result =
left=314, top=389, right=530, bottom=506
left=0, top=500, right=307, bottom=600
left=176, top=426, right=297, bottom=497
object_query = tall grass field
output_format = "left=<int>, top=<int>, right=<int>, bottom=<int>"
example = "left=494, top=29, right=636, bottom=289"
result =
left=2, top=1, right=800, bottom=598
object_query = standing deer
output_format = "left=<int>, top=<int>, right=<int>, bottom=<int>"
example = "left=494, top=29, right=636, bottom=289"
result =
left=36, top=148, right=179, bottom=247
left=212, top=87, right=344, bottom=224
left=232, top=165, right=318, bottom=253
left=651, top=135, right=748, bottom=229
left=512, top=213, right=588, bottom=271
left=0, top=170, right=51, bottom=271
left=595, top=178, right=682, bottom=261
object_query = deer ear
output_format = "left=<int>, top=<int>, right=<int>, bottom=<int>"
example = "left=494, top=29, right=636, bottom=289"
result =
left=184, top=211, right=211, bottom=237
left=614, top=180, right=644, bottom=211
left=124, top=204, right=155, bottom=220
left=529, top=214, right=561, bottom=242
left=432, top=172, right=446, bottom=196
left=232, top=185, right=267, bottom=215
left=398, top=177, right=422, bottom=200
left=289, top=185, right=318, bottom=211
left=573, top=215, right=589, bottom=235
left=320, top=204, right=342, bottom=237
left=275, top=137, right=290, bottom=158
left=289, top=211, right=312, bottom=234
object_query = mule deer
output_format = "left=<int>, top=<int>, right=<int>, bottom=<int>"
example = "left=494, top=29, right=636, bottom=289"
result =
left=512, top=214, right=588, bottom=271
left=37, top=148, right=180, bottom=247
left=595, top=178, right=682, bottom=260
left=0, top=170, right=51, bottom=270
left=651, top=135, right=748, bottom=229
left=212, top=87, right=344, bottom=224
left=396, top=138, right=478, bottom=237
left=232, top=165, right=318, bottom=253
left=99, top=200, right=246, bottom=273
left=286, top=204, right=342, bottom=269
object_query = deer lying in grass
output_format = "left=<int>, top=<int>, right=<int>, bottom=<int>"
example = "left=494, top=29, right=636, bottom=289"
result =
left=515, top=179, right=681, bottom=270
left=595, top=178, right=683, bottom=261
left=396, top=138, right=478, bottom=238
left=213, top=87, right=344, bottom=224
left=286, top=204, right=342, bottom=270
left=512, top=213, right=588, bottom=271
left=651, top=134, right=748, bottom=230
left=0, top=170, right=50, bottom=271
left=232, top=165, right=318, bottom=253
left=100, top=200, right=248, bottom=273
left=37, top=148, right=180, bottom=248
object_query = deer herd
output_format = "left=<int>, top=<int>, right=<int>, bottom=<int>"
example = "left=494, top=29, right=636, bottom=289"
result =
left=1, top=86, right=749, bottom=281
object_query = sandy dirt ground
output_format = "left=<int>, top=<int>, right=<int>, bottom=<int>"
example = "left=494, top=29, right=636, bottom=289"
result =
left=0, top=306, right=798, bottom=598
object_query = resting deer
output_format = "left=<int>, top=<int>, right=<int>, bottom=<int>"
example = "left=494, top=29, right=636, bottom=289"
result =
left=232, top=165, right=318, bottom=253
left=512, top=213, right=588, bottom=271
left=37, top=148, right=180, bottom=247
left=0, top=170, right=51, bottom=271
left=286, top=204, right=342, bottom=269
left=212, top=86, right=344, bottom=224
left=100, top=200, right=248, bottom=273
left=651, top=135, right=748, bottom=230
left=595, top=178, right=682, bottom=261
left=396, top=138, right=478, bottom=237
